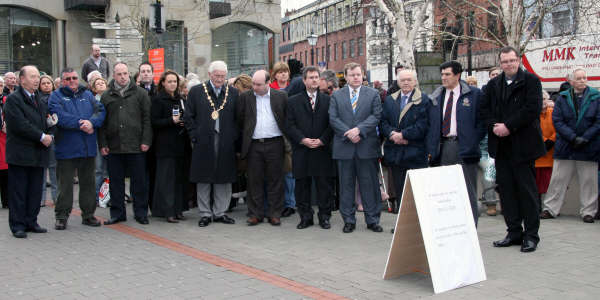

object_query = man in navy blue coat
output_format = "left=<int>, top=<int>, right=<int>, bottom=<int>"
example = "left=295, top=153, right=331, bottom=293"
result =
left=380, top=69, right=430, bottom=211
left=427, top=61, right=486, bottom=226
left=49, top=68, right=106, bottom=230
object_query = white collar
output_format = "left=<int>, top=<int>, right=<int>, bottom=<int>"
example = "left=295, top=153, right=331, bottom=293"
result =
left=254, top=88, right=271, bottom=98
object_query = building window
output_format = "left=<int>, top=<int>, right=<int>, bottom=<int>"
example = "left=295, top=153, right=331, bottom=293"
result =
left=552, top=9, right=572, bottom=36
left=342, top=41, right=347, bottom=59
left=327, top=45, right=330, bottom=61
left=358, top=38, right=363, bottom=56
left=333, top=43, right=337, bottom=60
left=0, top=6, right=53, bottom=74
left=321, top=46, right=325, bottom=61
left=337, top=7, right=342, bottom=27
left=345, top=5, right=350, bottom=25
left=212, top=22, right=270, bottom=77
left=349, top=39, right=355, bottom=58
left=314, top=48, right=318, bottom=64
left=305, top=50, right=308, bottom=65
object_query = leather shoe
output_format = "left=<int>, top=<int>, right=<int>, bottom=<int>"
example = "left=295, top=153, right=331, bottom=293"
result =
left=246, top=217, right=263, bottom=226
left=175, top=214, right=186, bottom=220
left=319, top=219, right=331, bottom=229
left=55, top=219, right=67, bottom=230
left=103, top=217, right=125, bottom=225
left=13, top=230, right=27, bottom=238
left=296, top=219, right=314, bottom=229
left=342, top=223, right=356, bottom=233
left=520, top=240, right=537, bottom=252
left=367, top=223, right=383, bottom=232
left=540, top=210, right=554, bottom=219
left=28, top=225, right=48, bottom=233
left=214, top=215, right=235, bottom=224
left=269, top=217, right=281, bottom=226
left=583, top=215, right=595, bottom=223
left=281, top=207, right=296, bottom=218
left=198, top=216, right=212, bottom=227
left=135, top=217, right=149, bottom=225
left=82, top=217, right=101, bottom=227
left=166, top=217, right=179, bottom=223
left=493, top=236, right=522, bottom=247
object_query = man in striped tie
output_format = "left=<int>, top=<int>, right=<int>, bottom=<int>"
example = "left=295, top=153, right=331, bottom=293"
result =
left=426, top=61, right=486, bottom=226
left=329, top=63, right=384, bottom=233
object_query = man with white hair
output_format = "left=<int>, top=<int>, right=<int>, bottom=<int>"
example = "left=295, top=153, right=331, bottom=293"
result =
left=541, top=68, right=600, bottom=223
left=184, top=61, right=239, bottom=227
left=381, top=69, right=431, bottom=213
left=3, top=72, right=17, bottom=96
left=81, top=44, right=110, bottom=82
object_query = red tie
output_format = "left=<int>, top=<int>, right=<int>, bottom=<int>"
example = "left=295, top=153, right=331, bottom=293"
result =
left=309, top=95, right=315, bottom=111
left=442, top=91, right=454, bottom=136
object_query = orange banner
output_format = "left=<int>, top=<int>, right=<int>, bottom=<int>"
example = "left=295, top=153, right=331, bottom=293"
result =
left=148, top=48, right=165, bottom=84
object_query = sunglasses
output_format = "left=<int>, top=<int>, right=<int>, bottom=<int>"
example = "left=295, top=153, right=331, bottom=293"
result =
left=64, top=76, right=78, bottom=81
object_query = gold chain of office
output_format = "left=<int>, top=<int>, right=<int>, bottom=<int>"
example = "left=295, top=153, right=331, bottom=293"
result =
left=202, top=82, right=229, bottom=120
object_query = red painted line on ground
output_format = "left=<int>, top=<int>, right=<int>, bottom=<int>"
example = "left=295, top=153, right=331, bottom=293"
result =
left=63, top=206, right=348, bottom=300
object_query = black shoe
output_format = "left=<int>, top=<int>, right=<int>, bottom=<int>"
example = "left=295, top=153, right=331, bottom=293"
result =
left=342, top=223, right=356, bottom=233
left=214, top=215, right=235, bottom=224
left=583, top=215, right=595, bottom=223
left=175, top=214, right=186, bottom=220
left=82, top=217, right=101, bottom=227
left=367, top=223, right=383, bottom=232
left=296, top=219, right=314, bottom=229
left=27, top=225, right=48, bottom=233
left=493, top=236, right=522, bottom=247
left=54, top=220, right=67, bottom=230
left=135, top=217, right=149, bottom=225
left=520, top=240, right=537, bottom=253
left=13, top=230, right=27, bottom=238
left=104, top=217, right=125, bottom=225
left=198, top=216, right=212, bottom=227
left=166, top=217, right=179, bottom=223
left=281, top=207, right=296, bottom=218
left=318, top=219, right=331, bottom=229
left=540, top=210, right=554, bottom=219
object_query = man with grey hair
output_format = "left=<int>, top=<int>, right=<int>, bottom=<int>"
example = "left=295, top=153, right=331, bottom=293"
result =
left=381, top=69, right=431, bottom=213
left=3, top=72, right=17, bottom=96
left=81, top=45, right=110, bottom=83
left=541, top=68, right=600, bottom=223
left=185, top=60, right=239, bottom=227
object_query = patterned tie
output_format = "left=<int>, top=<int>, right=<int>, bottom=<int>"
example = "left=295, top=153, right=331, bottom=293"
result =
left=442, top=91, right=454, bottom=136
left=309, top=95, right=315, bottom=111
left=400, top=95, right=408, bottom=110
left=351, top=89, right=358, bottom=113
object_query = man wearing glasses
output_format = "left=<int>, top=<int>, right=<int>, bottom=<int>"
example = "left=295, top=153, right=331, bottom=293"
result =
left=479, top=46, right=546, bottom=253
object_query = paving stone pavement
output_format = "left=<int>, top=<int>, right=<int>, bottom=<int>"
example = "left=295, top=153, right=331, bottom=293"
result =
left=1, top=189, right=599, bottom=300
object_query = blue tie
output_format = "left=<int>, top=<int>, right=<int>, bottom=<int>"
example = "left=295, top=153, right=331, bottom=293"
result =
left=400, top=95, right=408, bottom=110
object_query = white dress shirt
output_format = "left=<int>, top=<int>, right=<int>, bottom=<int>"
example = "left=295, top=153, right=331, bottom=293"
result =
left=442, top=84, right=460, bottom=137
left=348, top=85, right=362, bottom=100
left=252, top=89, right=282, bottom=139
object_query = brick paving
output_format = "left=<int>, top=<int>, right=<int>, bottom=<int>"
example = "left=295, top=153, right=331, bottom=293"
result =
left=1, top=190, right=599, bottom=299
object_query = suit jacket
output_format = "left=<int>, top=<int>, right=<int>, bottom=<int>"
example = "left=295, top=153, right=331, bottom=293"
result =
left=3, top=86, right=50, bottom=167
left=286, top=90, right=334, bottom=178
left=479, top=68, right=545, bottom=162
left=328, top=85, right=382, bottom=160
left=236, top=88, right=287, bottom=159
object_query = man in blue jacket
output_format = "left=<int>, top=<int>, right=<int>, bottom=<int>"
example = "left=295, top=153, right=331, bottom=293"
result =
left=49, top=68, right=106, bottom=230
left=427, top=61, right=486, bottom=226
left=541, top=68, right=600, bottom=223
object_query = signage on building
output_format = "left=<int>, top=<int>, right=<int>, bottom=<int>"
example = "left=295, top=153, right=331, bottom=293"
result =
left=92, top=38, right=121, bottom=45
left=116, top=52, right=145, bottom=57
left=91, top=22, right=121, bottom=30
left=149, top=48, right=165, bottom=84
left=522, top=34, right=600, bottom=90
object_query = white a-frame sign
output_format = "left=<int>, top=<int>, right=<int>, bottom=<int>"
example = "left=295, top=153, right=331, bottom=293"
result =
left=383, top=165, right=486, bottom=294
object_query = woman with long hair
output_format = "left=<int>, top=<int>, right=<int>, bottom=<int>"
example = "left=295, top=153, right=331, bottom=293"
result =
left=151, top=70, right=188, bottom=222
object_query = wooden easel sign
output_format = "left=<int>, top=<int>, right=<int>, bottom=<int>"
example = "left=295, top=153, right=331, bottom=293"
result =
left=383, top=165, right=486, bottom=294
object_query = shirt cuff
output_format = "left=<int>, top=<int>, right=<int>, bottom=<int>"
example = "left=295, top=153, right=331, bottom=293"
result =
left=40, top=133, right=46, bottom=142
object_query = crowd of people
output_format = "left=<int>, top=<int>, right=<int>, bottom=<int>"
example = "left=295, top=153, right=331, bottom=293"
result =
left=1, top=45, right=598, bottom=254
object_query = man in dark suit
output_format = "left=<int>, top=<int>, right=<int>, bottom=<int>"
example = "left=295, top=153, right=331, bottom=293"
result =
left=4, top=65, right=52, bottom=238
left=286, top=66, right=335, bottom=230
left=479, top=46, right=546, bottom=253
left=237, top=70, right=288, bottom=226
left=329, top=62, right=383, bottom=233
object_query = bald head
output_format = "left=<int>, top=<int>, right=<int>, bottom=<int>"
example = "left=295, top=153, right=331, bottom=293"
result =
left=19, top=65, right=40, bottom=93
left=252, top=70, right=270, bottom=96
left=91, top=44, right=101, bottom=58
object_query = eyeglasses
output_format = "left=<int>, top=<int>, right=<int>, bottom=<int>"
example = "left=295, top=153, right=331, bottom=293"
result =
left=327, top=85, right=333, bottom=91
left=500, top=59, right=519, bottom=65
left=64, top=76, right=78, bottom=81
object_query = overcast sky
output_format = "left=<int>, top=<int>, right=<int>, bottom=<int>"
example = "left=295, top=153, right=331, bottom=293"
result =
left=281, top=0, right=315, bottom=16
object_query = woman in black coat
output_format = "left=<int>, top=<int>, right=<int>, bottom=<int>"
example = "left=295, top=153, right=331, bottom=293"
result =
left=151, top=70, right=189, bottom=223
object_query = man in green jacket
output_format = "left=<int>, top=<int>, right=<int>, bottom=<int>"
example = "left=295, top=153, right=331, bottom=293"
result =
left=98, top=62, right=152, bottom=225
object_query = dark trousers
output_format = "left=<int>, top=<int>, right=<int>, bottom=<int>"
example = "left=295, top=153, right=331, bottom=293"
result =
left=496, top=158, right=540, bottom=243
left=8, top=164, right=43, bottom=233
left=338, top=158, right=382, bottom=225
left=107, top=153, right=148, bottom=220
left=246, top=137, right=284, bottom=219
left=0, top=169, right=8, bottom=208
left=55, top=157, right=96, bottom=220
left=391, top=166, right=408, bottom=206
left=295, top=176, right=333, bottom=222
left=152, top=157, right=185, bottom=218
left=440, top=139, right=479, bottom=226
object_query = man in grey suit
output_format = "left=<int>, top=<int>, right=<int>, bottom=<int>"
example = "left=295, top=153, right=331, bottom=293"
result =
left=329, top=62, right=383, bottom=233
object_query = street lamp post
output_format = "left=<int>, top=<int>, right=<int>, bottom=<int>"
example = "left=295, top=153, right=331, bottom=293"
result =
left=307, top=32, right=318, bottom=66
